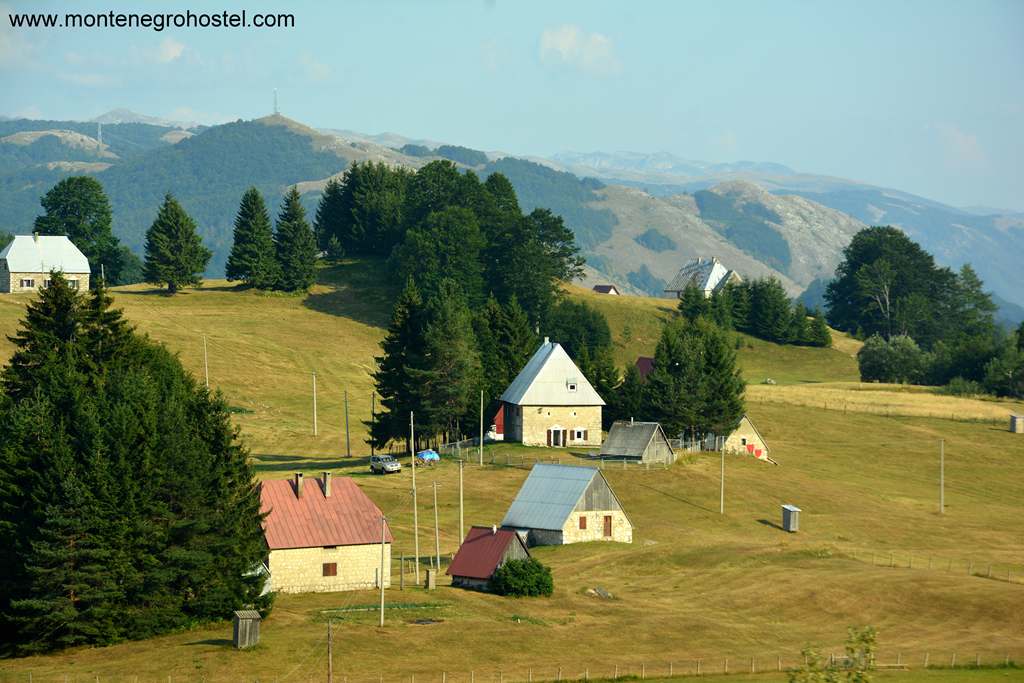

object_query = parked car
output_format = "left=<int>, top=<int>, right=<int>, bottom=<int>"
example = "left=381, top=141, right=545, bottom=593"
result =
left=370, top=455, right=402, bottom=474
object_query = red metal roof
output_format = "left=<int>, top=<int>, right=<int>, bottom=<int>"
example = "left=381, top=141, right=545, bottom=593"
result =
left=260, top=476, right=393, bottom=550
left=492, top=404, right=504, bottom=434
left=635, top=356, right=655, bottom=379
left=446, top=526, right=529, bottom=580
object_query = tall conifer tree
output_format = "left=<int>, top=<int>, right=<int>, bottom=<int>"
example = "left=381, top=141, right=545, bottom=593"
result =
left=226, top=188, right=279, bottom=289
left=143, top=194, right=211, bottom=294
left=274, top=187, right=318, bottom=292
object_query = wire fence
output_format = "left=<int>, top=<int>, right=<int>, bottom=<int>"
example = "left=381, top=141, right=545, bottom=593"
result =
left=746, top=392, right=1015, bottom=425
left=4, top=650, right=1020, bottom=683
left=845, top=547, right=1024, bottom=585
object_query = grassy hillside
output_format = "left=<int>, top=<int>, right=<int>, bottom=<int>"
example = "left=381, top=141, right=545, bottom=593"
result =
left=1, top=265, right=1023, bottom=679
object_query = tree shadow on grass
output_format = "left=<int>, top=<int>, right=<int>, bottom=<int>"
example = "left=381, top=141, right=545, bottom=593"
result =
left=302, top=259, right=396, bottom=328
left=252, top=453, right=372, bottom=474
left=186, top=638, right=233, bottom=647
left=635, top=482, right=715, bottom=514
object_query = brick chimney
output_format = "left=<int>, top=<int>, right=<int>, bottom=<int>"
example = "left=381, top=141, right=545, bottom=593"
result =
left=322, top=471, right=332, bottom=497
left=294, top=472, right=304, bottom=498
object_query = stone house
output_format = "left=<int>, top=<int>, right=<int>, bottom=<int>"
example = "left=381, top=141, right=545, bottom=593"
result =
left=501, top=463, right=632, bottom=546
left=723, top=415, right=773, bottom=463
left=499, top=338, right=604, bottom=448
left=446, top=525, right=531, bottom=590
left=260, top=472, right=392, bottom=594
left=0, top=234, right=90, bottom=293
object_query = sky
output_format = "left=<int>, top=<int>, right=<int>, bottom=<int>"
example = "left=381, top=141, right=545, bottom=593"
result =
left=3, top=0, right=1022, bottom=210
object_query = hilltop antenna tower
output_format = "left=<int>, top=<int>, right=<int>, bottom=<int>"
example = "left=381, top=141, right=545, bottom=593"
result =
left=273, top=88, right=279, bottom=115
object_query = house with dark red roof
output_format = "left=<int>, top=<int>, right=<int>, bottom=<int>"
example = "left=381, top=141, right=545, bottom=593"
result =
left=592, top=284, right=621, bottom=295
left=260, top=472, right=392, bottom=594
left=447, top=525, right=531, bottom=590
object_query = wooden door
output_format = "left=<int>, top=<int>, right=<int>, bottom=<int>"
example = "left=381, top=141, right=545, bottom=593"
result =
left=546, top=429, right=552, bottom=447
left=603, top=515, right=612, bottom=537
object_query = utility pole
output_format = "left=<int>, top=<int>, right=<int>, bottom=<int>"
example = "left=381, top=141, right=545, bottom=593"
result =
left=370, top=393, right=376, bottom=457
left=327, top=619, right=333, bottom=683
left=379, top=515, right=387, bottom=627
left=479, top=390, right=484, bottom=466
left=203, top=335, right=209, bottom=389
left=410, top=411, right=420, bottom=583
left=719, top=436, right=725, bottom=515
left=939, top=438, right=945, bottom=514
left=433, top=481, right=441, bottom=571
left=344, top=390, right=351, bottom=457
left=312, top=372, right=318, bottom=437
left=459, top=459, right=465, bottom=542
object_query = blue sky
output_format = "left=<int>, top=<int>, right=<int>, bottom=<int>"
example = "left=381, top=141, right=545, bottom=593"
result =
left=3, top=0, right=1022, bottom=209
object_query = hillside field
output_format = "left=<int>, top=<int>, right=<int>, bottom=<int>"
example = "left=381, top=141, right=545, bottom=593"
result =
left=0, top=263, right=1022, bottom=681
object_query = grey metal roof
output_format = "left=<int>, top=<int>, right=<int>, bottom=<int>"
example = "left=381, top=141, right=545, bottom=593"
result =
left=499, top=339, right=605, bottom=406
left=501, top=464, right=598, bottom=531
left=599, top=421, right=669, bottom=457
left=664, top=257, right=738, bottom=294
left=0, top=235, right=90, bottom=274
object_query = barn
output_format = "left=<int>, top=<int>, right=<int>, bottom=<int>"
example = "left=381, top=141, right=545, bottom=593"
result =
left=600, top=420, right=675, bottom=464
left=447, top=525, right=531, bottom=590
left=724, top=415, right=773, bottom=463
left=260, top=472, right=392, bottom=594
left=501, top=464, right=632, bottom=546
left=500, top=338, right=604, bottom=448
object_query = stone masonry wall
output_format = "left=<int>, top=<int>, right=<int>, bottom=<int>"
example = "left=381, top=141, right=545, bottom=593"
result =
left=519, top=405, right=602, bottom=447
left=2, top=271, right=89, bottom=294
left=268, top=543, right=391, bottom=594
left=561, top=510, right=632, bottom=544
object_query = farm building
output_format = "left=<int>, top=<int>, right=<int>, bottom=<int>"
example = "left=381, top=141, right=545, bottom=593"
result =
left=0, top=234, right=90, bottom=293
left=635, top=356, right=654, bottom=380
left=664, top=256, right=741, bottom=299
left=600, top=420, right=675, bottom=464
left=446, top=525, right=531, bottom=590
left=592, top=284, right=621, bottom=295
left=724, top=415, right=773, bottom=462
left=500, top=337, right=604, bottom=448
left=501, top=464, right=632, bottom=545
left=260, top=472, right=392, bottom=594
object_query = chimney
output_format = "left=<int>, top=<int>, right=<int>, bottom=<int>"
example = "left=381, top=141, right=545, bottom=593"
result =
left=630, top=416, right=634, bottom=425
left=322, top=471, right=332, bottom=497
left=294, top=472, right=304, bottom=498
left=544, top=336, right=550, bottom=345
left=32, top=232, right=39, bottom=243
left=492, top=524, right=497, bottom=534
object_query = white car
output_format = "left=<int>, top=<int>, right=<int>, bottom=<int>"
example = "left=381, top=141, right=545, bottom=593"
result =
left=370, top=455, right=402, bottom=474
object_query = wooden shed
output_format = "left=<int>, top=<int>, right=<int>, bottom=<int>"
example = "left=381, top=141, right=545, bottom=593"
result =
left=447, top=526, right=531, bottom=590
left=599, top=420, right=675, bottom=464
left=232, top=610, right=261, bottom=649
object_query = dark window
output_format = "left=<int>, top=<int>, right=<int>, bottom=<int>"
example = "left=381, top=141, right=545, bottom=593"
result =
left=579, top=516, right=587, bottom=530
left=323, top=562, right=337, bottom=577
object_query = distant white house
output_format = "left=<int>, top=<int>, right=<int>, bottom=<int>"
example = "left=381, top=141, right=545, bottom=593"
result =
left=499, top=338, right=605, bottom=448
left=0, top=234, right=90, bottom=293
left=592, top=284, right=621, bottom=295
left=664, top=257, right=741, bottom=299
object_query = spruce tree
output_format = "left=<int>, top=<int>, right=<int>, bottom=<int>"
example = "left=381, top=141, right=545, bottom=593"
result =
left=695, top=319, right=746, bottom=435
left=314, top=178, right=346, bottom=257
left=473, top=296, right=509, bottom=405
left=678, top=284, right=710, bottom=321
left=368, top=278, right=425, bottom=450
left=143, top=194, right=211, bottom=294
left=496, top=296, right=538, bottom=375
left=787, top=302, right=811, bottom=344
left=809, top=310, right=833, bottom=348
left=608, top=364, right=645, bottom=425
left=1017, top=321, right=1024, bottom=353
left=226, top=188, right=279, bottom=289
left=274, top=187, right=318, bottom=292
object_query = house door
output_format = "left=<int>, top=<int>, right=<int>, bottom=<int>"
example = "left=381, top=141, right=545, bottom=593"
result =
left=603, top=515, right=612, bottom=537
left=548, top=428, right=566, bottom=447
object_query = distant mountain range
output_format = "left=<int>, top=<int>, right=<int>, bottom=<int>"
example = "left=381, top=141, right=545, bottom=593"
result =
left=0, top=112, right=1020, bottom=322
left=90, top=108, right=204, bottom=130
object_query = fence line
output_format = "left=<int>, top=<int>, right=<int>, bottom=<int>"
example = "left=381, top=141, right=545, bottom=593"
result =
left=746, top=393, right=1010, bottom=425
left=847, top=547, right=1023, bottom=585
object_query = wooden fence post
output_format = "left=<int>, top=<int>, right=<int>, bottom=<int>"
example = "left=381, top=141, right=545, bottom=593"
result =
left=951, top=653, right=957, bottom=667
left=924, top=652, right=929, bottom=668
left=778, top=655, right=782, bottom=671
left=697, top=659, right=702, bottom=675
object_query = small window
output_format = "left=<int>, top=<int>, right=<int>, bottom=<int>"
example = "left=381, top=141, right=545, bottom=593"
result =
left=19, top=279, right=34, bottom=288
left=43, top=279, right=52, bottom=289
left=579, top=516, right=587, bottom=530
left=324, top=545, right=337, bottom=550
left=574, top=429, right=585, bottom=440
left=741, top=438, right=747, bottom=446
left=69, top=280, right=79, bottom=290
left=322, top=562, right=337, bottom=577
left=567, top=382, right=578, bottom=392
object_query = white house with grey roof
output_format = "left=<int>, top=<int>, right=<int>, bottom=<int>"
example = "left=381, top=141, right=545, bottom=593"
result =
left=664, top=256, right=741, bottom=299
left=501, top=463, right=632, bottom=546
left=0, top=234, right=90, bottom=294
left=499, top=337, right=605, bottom=448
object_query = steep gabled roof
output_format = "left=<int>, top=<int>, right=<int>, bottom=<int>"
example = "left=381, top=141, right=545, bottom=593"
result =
left=0, top=235, right=90, bottom=274
left=260, top=476, right=392, bottom=550
left=499, top=339, right=605, bottom=406
left=447, top=526, right=530, bottom=580
left=592, top=284, right=620, bottom=294
left=501, top=464, right=598, bottom=531
left=600, top=421, right=671, bottom=458
left=734, top=414, right=770, bottom=455
left=664, top=257, right=737, bottom=294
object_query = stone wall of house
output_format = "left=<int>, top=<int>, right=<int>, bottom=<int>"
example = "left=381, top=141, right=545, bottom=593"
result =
left=518, top=405, right=602, bottom=447
left=561, top=510, right=632, bottom=544
left=724, top=419, right=768, bottom=457
left=268, top=543, right=391, bottom=594
left=1, top=270, right=89, bottom=294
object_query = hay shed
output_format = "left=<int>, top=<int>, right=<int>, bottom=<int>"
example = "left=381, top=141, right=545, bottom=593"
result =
left=599, top=420, right=675, bottom=464
left=232, top=609, right=261, bottom=649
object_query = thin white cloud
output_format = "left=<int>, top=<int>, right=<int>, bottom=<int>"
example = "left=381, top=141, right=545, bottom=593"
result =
left=166, top=107, right=233, bottom=126
left=156, top=38, right=185, bottom=63
left=59, top=72, right=117, bottom=87
left=539, top=25, right=621, bottom=76
left=299, top=53, right=330, bottom=82
left=932, top=123, right=986, bottom=168
left=13, top=105, right=43, bottom=119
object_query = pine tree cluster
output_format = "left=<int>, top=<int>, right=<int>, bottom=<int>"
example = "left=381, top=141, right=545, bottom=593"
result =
left=225, top=186, right=317, bottom=292
left=679, top=279, right=831, bottom=348
left=0, top=275, right=269, bottom=653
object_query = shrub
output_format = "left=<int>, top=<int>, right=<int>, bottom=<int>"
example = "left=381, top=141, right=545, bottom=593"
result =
left=489, top=558, right=554, bottom=597
left=942, top=377, right=984, bottom=397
